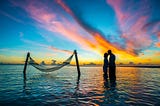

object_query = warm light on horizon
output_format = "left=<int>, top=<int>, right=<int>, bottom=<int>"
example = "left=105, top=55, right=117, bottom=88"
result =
left=0, top=0, right=160, bottom=65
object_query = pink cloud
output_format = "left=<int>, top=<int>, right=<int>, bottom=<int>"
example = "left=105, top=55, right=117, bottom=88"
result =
left=25, top=1, right=56, bottom=24
left=56, top=0, right=138, bottom=56
left=13, top=0, right=139, bottom=57
left=21, top=1, right=121, bottom=55
left=49, top=46, right=73, bottom=54
left=22, top=1, right=99, bottom=51
left=56, top=0, right=73, bottom=16
left=107, top=0, right=153, bottom=54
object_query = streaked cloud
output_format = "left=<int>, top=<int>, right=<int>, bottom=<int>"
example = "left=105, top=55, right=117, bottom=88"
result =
left=0, top=10, right=25, bottom=24
left=56, top=0, right=137, bottom=57
left=12, top=0, right=143, bottom=58
left=2, top=0, right=159, bottom=64
left=49, top=46, right=73, bottom=54
left=20, top=1, right=98, bottom=52
left=107, top=0, right=160, bottom=54
left=21, top=38, right=73, bottom=54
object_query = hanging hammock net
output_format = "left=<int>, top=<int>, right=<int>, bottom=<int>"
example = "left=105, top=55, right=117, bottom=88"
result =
left=28, top=52, right=74, bottom=72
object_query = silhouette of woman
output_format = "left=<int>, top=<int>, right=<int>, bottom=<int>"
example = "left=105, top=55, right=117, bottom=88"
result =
left=103, top=53, right=108, bottom=79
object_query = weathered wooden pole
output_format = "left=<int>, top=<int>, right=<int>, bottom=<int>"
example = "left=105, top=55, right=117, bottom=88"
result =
left=74, top=50, right=81, bottom=77
left=23, top=52, right=30, bottom=80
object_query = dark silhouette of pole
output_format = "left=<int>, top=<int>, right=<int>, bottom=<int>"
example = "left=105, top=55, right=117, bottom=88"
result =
left=74, top=50, right=81, bottom=77
left=23, top=52, right=30, bottom=80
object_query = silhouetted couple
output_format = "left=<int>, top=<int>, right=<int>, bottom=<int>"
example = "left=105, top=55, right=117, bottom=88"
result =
left=103, top=50, right=116, bottom=81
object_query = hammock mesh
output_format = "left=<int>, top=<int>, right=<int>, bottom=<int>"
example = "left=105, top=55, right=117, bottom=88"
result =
left=28, top=53, right=74, bottom=72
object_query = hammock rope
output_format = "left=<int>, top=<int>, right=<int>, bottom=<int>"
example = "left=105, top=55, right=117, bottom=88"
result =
left=28, top=52, right=74, bottom=72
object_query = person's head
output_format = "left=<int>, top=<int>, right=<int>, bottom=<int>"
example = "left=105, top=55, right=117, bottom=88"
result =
left=104, top=53, right=108, bottom=58
left=108, top=50, right=112, bottom=55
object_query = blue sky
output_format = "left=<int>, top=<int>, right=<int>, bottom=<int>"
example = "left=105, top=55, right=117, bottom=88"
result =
left=0, top=0, right=160, bottom=65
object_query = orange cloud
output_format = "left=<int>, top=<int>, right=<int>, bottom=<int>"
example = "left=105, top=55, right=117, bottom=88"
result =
left=23, top=1, right=98, bottom=51
left=155, top=42, right=160, bottom=48
left=15, top=0, right=146, bottom=65
left=21, top=1, right=103, bottom=55
left=56, top=0, right=138, bottom=57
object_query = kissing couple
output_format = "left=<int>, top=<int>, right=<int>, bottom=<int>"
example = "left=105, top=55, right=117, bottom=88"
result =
left=103, top=50, right=116, bottom=81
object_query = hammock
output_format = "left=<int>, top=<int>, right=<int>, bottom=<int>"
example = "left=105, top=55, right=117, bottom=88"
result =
left=28, top=52, right=74, bottom=72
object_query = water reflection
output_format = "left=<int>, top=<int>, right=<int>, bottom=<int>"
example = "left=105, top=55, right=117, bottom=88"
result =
left=16, top=66, right=160, bottom=105
left=23, top=77, right=26, bottom=93
left=102, top=77, right=118, bottom=105
left=103, top=77, right=116, bottom=89
left=23, top=70, right=81, bottom=96
left=75, top=75, right=80, bottom=91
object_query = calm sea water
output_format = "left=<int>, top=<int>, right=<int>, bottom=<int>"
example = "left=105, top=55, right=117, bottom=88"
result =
left=0, top=65, right=160, bottom=106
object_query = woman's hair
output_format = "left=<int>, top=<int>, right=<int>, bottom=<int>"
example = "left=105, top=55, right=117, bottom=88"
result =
left=104, top=53, right=108, bottom=57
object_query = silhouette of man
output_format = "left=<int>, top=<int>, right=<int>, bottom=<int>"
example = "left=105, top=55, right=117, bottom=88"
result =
left=108, top=50, right=116, bottom=81
left=103, top=53, right=108, bottom=79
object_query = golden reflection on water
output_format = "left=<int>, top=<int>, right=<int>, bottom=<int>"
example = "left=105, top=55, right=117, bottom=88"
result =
left=116, top=67, right=141, bottom=87
left=78, top=67, right=145, bottom=105
left=79, top=67, right=141, bottom=92
left=79, top=67, right=104, bottom=94
left=1, top=65, right=160, bottom=105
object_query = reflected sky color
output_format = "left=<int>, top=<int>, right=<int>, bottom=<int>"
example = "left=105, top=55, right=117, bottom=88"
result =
left=0, top=0, right=160, bottom=64
left=1, top=66, right=160, bottom=105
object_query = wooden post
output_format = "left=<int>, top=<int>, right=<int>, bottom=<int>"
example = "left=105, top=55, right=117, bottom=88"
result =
left=74, top=50, right=81, bottom=77
left=23, top=52, right=30, bottom=80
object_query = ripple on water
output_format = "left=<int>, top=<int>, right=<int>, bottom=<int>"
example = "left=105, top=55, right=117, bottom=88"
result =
left=0, top=66, right=160, bottom=105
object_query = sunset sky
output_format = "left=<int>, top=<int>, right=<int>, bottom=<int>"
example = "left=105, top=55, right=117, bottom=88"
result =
left=0, top=0, right=160, bottom=65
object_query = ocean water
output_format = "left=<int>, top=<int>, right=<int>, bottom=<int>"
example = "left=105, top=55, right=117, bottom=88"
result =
left=0, top=65, right=160, bottom=106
